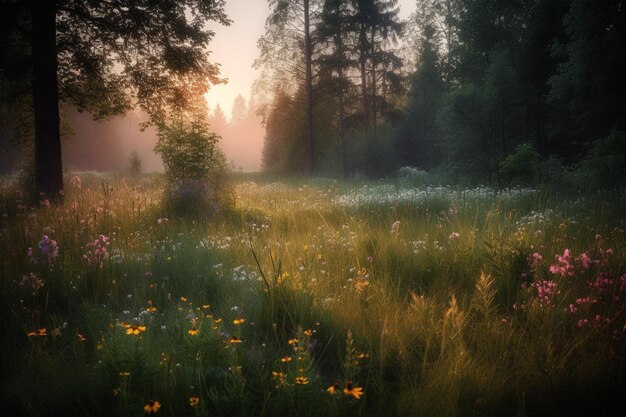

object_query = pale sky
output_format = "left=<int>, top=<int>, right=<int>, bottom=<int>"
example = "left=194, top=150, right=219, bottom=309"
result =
left=205, top=0, right=416, bottom=120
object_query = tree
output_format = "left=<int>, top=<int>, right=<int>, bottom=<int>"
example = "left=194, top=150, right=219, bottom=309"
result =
left=256, top=0, right=319, bottom=174
left=548, top=0, right=626, bottom=155
left=230, top=95, right=249, bottom=126
left=395, top=23, right=444, bottom=169
left=0, top=0, right=230, bottom=200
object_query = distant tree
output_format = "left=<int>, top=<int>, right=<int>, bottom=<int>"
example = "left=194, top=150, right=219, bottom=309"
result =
left=548, top=0, right=626, bottom=155
left=128, top=150, right=142, bottom=178
left=257, top=0, right=319, bottom=173
left=230, top=95, right=248, bottom=126
left=0, top=0, right=229, bottom=200
left=208, top=104, right=229, bottom=135
left=395, top=23, right=444, bottom=169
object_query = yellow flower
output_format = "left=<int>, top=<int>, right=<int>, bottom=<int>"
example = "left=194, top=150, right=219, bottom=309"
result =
left=280, top=356, right=292, bottom=363
left=214, top=318, right=222, bottom=324
left=188, top=328, right=199, bottom=336
left=288, top=338, right=298, bottom=345
left=228, top=336, right=242, bottom=344
left=144, top=400, right=161, bottom=415
left=189, top=396, right=200, bottom=407
left=295, top=376, right=309, bottom=385
left=303, top=329, right=313, bottom=336
left=202, top=304, right=210, bottom=310
left=119, top=371, right=131, bottom=377
left=327, top=383, right=340, bottom=395
left=343, top=381, right=363, bottom=399
left=27, top=328, right=47, bottom=337
left=355, top=279, right=369, bottom=292
left=126, top=325, right=146, bottom=335
left=233, top=318, right=245, bottom=325
left=180, top=296, right=188, bottom=302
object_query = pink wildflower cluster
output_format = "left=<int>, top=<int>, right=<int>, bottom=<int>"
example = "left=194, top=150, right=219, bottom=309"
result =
left=83, top=234, right=110, bottom=268
left=28, top=235, right=59, bottom=264
left=19, top=272, right=44, bottom=291
left=548, top=249, right=599, bottom=277
left=531, top=280, right=560, bottom=305
left=568, top=271, right=626, bottom=341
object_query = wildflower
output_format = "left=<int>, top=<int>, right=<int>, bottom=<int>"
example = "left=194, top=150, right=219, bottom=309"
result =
left=76, top=333, right=86, bottom=342
left=27, top=328, right=47, bottom=337
left=189, top=396, right=200, bottom=407
left=144, top=400, right=161, bottom=415
left=343, top=381, right=363, bottom=399
left=188, top=328, right=199, bottom=336
left=233, top=318, right=245, bottom=325
left=390, top=220, right=400, bottom=235
left=202, top=304, right=210, bottom=310
left=119, top=371, right=131, bottom=377
left=126, top=325, right=146, bottom=336
left=280, top=356, right=292, bottom=363
left=579, top=252, right=592, bottom=269
left=449, top=232, right=460, bottom=240
left=327, top=383, right=340, bottom=395
left=288, top=338, right=298, bottom=345
left=228, top=336, right=242, bottom=344
left=355, top=279, right=369, bottom=292
left=38, top=235, right=59, bottom=263
left=71, top=175, right=82, bottom=189
left=295, top=376, right=309, bottom=385
left=303, top=329, right=313, bottom=336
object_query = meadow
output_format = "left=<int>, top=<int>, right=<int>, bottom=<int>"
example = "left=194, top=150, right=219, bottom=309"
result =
left=0, top=173, right=624, bottom=416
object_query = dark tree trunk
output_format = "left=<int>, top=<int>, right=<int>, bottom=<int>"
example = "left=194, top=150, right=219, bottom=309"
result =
left=359, top=23, right=369, bottom=130
left=304, top=0, right=314, bottom=174
left=31, top=1, right=63, bottom=200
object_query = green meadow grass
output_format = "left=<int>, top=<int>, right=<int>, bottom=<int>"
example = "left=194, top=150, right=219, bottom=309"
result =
left=0, top=173, right=624, bottom=416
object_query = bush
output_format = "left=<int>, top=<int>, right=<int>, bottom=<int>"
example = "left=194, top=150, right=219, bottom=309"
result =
left=576, top=130, right=626, bottom=189
left=154, top=119, right=231, bottom=217
left=397, top=166, right=433, bottom=188
left=498, top=143, right=540, bottom=185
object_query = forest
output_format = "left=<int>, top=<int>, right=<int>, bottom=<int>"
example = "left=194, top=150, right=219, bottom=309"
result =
left=258, top=0, right=625, bottom=187
left=0, top=1, right=625, bottom=416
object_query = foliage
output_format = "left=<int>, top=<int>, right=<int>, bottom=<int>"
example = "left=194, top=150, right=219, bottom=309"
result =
left=155, top=116, right=231, bottom=217
left=498, top=143, right=540, bottom=185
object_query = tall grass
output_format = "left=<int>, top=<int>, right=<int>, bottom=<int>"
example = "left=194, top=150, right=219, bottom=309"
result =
left=0, top=174, right=624, bottom=416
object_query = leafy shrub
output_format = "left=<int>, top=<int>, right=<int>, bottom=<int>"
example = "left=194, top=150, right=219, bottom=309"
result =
left=576, top=130, right=626, bottom=189
left=498, top=143, right=540, bottom=185
left=397, top=166, right=433, bottom=188
left=155, top=119, right=231, bottom=216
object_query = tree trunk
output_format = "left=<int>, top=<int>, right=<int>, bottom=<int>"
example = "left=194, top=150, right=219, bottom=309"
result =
left=370, top=27, right=377, bottom=135
left=304, top=0, right=314, bottom=174
left=31, top=1, right=63, bottom=200
left=359, top=23, right=369, bottom=130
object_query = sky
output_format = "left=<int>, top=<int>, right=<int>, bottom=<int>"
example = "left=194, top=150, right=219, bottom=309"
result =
left=204, top=0, right=416, bottom=120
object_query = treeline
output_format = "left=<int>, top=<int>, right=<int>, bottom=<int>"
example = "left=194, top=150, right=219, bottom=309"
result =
left=258, top=0, right=626, bottom=187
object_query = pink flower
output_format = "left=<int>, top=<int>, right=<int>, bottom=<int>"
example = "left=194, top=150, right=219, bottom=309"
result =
left=578, top=252, right=592, bottom=269
left=549, top=249, right=575, bottom=277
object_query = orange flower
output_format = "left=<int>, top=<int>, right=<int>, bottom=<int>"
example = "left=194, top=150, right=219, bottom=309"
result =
left=144, top=400, right=161, bottom=415
left=280, top=356, right=292, bottom=363
left=27, top=328, right=47, bottom=337
left=295, top=376, right=309, bottom=385
left=327, top=383, right=340, bottom=395
left=189, top=396, right=200, bottom=407
left=288, top=338, right=298, bottom=345
left=303, top=329, right=313, bottom=336
left=228, top=336, right=242, bottom=344
left=126, top=325, right=146, bottom=335
left=343, top=381, right=363, bottom=399
left=188, top=328, right=199, bottom=336
left=233, top=318, right=245, bottom=325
